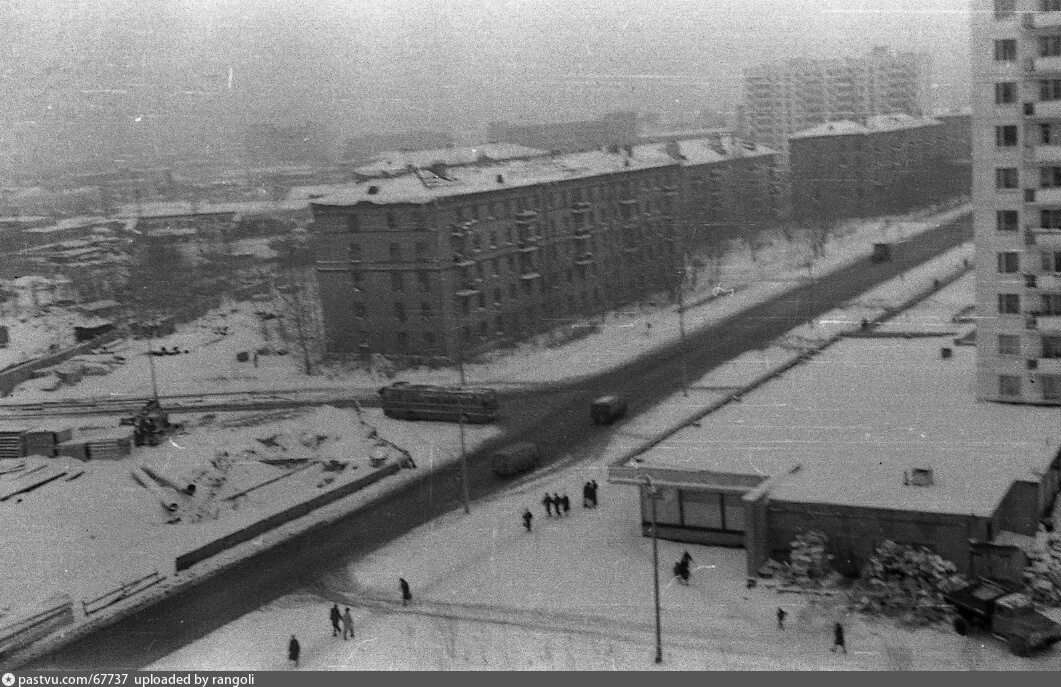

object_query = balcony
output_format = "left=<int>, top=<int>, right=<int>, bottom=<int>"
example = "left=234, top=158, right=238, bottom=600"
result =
left=517, top=241, right=540, bottom=253
left=1036, top=145, right=1061, bottom=164
left=1033, top=100, right=1061, bottom=119
left=1037, top=187, right=1061, bottom=205
left=1036, top=315, right=1061, bottom=332
left=519, top=272, right=541, bottom=280
left=452, top=254, right=475, bottom=267
left=455, top=286, right=480, bottom=297
left=1033, top=11, right=1061, bottom=29
left=1036, top=56, right=1061, bottom=73
left=1034, top=228, right=1061, bottom=248
left=574, top=253, right=593, bottom=265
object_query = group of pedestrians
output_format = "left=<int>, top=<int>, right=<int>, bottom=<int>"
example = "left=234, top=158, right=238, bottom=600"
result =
left=329, top=603, right=356, bottom=640
left=773, top=606, right=848, bottom=655
left=522, top=481, right=601, bottom=532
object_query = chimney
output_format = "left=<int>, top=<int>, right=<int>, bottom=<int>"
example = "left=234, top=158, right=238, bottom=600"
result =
left=908, top=467, right=934, bottom=487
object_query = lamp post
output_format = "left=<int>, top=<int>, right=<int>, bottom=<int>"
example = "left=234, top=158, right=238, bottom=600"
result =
left=456, top=341, right=471, bottom=515
left=643, top=476, right=664, bottom=664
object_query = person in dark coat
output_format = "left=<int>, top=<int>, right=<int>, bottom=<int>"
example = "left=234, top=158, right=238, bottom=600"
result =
left=400, top=577, right=412, bottom=606
left=552, top=493, right=562, bottom=517
left=560, top=493, right=570, bottom=515
left=777, top=607, right=787, bottom=630
left=680, top=550, right=693, bottom=568
left=542, top=493, right=554, bottom=517
left=288, top=635, right=301, bottom=667
left=522, top=508, right=533, bottom=532
left=590, top=480, right=599, bottom=507
left=582, top=482, right=592, bottom=508
left=329, top=603, right=342, bottom=637
left=674, top=559, right=690, bottom=585
left=342, top=607, right=355, bottom=640
left=831, top=622, right=846, bottom=654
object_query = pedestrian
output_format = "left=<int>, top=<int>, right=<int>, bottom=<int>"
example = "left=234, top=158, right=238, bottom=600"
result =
left=777, top=607, right=787, bottom=630
left=288, top=635, right=300, bottom=668
left=400, top=577, right=412, bottom=606
left=590, top=480, right=599, bottom=507
left=831, top=622, right=847, bottom=654
left=552, top=493, right=563, bottom=517
left=542, top=492, right=554, bottom=517
left=522, top=508, right=533, bottom=532
left=342, top=607, right=355, bottom=640
left=674, top=559, right=690, bottom=585
left=329, top=603, right=341, bottom=637
left=680, top=550, right=693, bottom=568
left=560, top=493, right=570, bottom=515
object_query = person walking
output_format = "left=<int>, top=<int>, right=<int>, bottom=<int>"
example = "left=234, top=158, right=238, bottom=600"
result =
left=542, top=492, right=554, bottom=517
left=560, top=493, right=570, bottom=516
left=777, top=607, right=787, bottom=630
left=590, top=480, right=599, bottom=507
left=831, top=622, right=847, bottom=654
left=288, top=635, right=301, bottom=668
left=329, top=603, right=342, bottom=637
left=674, top=558, right=690, bottom=585
left=582, top=482, right=592, bottom=508
left=342, top=607, right=355, bottom=640
left=552, top=493, right=563, bottom=517
left=522, top=508, right=533, bottom=532
left=680, top=550, right=693, bottom=569
left=400, top=577, right=412, bottom=606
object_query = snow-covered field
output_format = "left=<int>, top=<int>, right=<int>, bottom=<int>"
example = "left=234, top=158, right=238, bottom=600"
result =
left=144, top=245, right=1031, bottom=672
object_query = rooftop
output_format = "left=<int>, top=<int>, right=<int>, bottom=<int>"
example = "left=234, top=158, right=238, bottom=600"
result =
left=790, top=115, right=941, bottom=140
left=352, top=143, right=548, bottom=178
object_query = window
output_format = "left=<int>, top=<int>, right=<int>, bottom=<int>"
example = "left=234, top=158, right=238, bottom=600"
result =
left=345, top=214, right=360, bottom=232
left=999, top=374, right=1022, bottom=397
left=420, top=302, right=432, bottom=320
left=391, top=271, right=404, bottom=292
left=995, top=0, right=1016, bottom=17
left=1044, top=209, right=1061, bottom=229
left=997, top=167, right=1019, bottom=189
left=680, top=491, right=722, bottom=529
left=996, top=125, right=1018, bottom=147
left=491, top=258, right=500, bottom=276
left=1046, top=293, right=1061, bottom=315
left=998, top=252, right=1020, bottom=273
left=998, top=210, right=1019, bottom=232
left=386, top=211, right=397, bottom=229
left=1043, top=335, right=1061, bottom=358
left=417, top=271, right=431, bottom=291
left=999, top=292, right=1021, bottom=314
left=396, top=332, right=408, bottom=353
left=415, top=241, right=428, bottom=261
left=494, top=288, right=502, bottom=305
left=995, top=39, right=1017, bottom=62
left=1044, top=0, right=1061, bottom=12
left=1043, top=36, right=1061, bottom=58
left=389, top=242, right=403, bottom=262
left=477, top=292, right=486, bottom=310
left=354, top=302, right=366, bottom=318
left=348, top=242, right=362, bottom=261
left=1043, top=250, right=1061, bottom=272
left=999, top=333, right=1021, bottom=356
left=721, top=494, right=746, bottom=533
left=509, top=283, right=517, bottom=298
left=996, top=82, right=1017, bottom=104
left=1043, top=375, right=1061, bottom=400
left=641, top=487, right=681, bottom=527
left=1044, top=123, right=1060, bottom=146
left=1042, top=79, right=1061, bottom=101
left=394, top=302, right=406, bottom=322
left=424, top=332, right=436, bottom=349
left=350, top=270, right=363, bottom=290
left=1044, top=167, right=1061, bottom=188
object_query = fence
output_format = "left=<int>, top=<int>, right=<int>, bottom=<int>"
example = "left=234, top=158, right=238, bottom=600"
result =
left=81, top=571, right=166, bottom=617
left=176, top=462, right=401, bottom=571
left=0, top=596, right=74, bottom=662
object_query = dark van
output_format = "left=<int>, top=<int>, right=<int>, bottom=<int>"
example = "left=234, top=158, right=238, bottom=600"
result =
left=591, top=395, right=628, bottom=425
left=491, top=442, right=541, bottom=477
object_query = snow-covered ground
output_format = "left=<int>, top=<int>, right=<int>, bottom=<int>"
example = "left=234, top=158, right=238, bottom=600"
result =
left=144, top=244, right=1036, bottom=672
left=0, top=204, right=969, bottom=400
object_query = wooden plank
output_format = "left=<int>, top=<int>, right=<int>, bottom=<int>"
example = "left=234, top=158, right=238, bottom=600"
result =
left=0, top=471, right=67, bottom=502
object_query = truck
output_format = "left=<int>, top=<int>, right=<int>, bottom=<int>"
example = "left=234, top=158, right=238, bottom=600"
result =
left=945, top=578, right=1061, bottom=656
left=491, top=442, right=541, bottom=478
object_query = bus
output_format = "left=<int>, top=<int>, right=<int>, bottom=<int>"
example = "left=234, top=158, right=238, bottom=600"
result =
left=378, top=382, right=500, bottom=423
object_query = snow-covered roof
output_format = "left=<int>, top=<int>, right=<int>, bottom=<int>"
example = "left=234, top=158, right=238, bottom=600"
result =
left=634, top=137, right=776, bottom=165
left=639, top=335, right=1057, bottom=517
left=315, top=148, right=680, bottom=207
left=352, top=143, right=548, bottom=178
left=789, top=120, right=868, bottom=139
left=791, top=115, right=941, bottom=140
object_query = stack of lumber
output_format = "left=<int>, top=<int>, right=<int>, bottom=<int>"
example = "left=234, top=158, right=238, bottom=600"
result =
left=23, top=425, right=73, bottom=458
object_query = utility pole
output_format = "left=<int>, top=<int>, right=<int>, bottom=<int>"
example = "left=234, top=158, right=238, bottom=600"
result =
left=146, top=336, right=160, bottom=406
left=644, top=477, right=664, bottom=664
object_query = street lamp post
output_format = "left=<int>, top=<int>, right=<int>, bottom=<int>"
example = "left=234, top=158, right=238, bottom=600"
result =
left=643, top=477, right=664, bottom=664
left=456, top=344, right=471, bottom=515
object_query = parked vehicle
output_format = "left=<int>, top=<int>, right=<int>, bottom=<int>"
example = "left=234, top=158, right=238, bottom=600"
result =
left=945, top=578, right=1061, bottom=656
left=491, top=442, right=541, bottom=478
left=378, top=382, right=499, bottom=423
left=591, top=395, right=628, bottom=425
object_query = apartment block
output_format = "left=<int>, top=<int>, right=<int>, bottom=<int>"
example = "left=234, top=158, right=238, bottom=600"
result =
left=741, top=47, right=930, bottom=170
left=310, top=138, right=776, bottom=362
left=973, top=0, right=1061, bottom=406
left=790, top=113, right=970, bottom=221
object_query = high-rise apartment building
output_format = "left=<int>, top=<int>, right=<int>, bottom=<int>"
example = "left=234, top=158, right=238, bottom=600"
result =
left=741, top=47, right=930, bottom=170
left=973, top=0, right=1061, bottom=406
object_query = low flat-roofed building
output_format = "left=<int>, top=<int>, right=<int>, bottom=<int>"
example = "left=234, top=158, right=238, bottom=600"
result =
left=610, top=276, right=1060, bottom=580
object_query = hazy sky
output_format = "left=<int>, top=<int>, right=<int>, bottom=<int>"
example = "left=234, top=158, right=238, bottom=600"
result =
left=1, top=0, right=971, bottom=161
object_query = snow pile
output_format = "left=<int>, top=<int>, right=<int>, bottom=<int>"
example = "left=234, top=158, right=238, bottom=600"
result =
left=849, top=540, right=967, bottom=626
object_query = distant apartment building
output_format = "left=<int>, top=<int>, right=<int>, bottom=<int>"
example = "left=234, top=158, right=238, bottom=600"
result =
left=972, top=0, right=1061, bottom=406
left=487, top=112, right=639, bottom=154
left=740, top=47, right=930, bottom=170
left=790, top=113, right=971, bottom=221
left=348, top=144, right=548, bottom=181
left=309, top=137, right=776, bottom=361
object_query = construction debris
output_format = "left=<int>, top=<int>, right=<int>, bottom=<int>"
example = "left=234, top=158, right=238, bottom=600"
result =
left=1023, top=533, right=1061, bottom=606
left=755, top=530, right=842, bottom=590
left=849, top=540, right=967, bottom=626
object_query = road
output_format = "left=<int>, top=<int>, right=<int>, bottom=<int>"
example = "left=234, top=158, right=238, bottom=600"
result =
left=25, top=214, right=970, bottom=669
